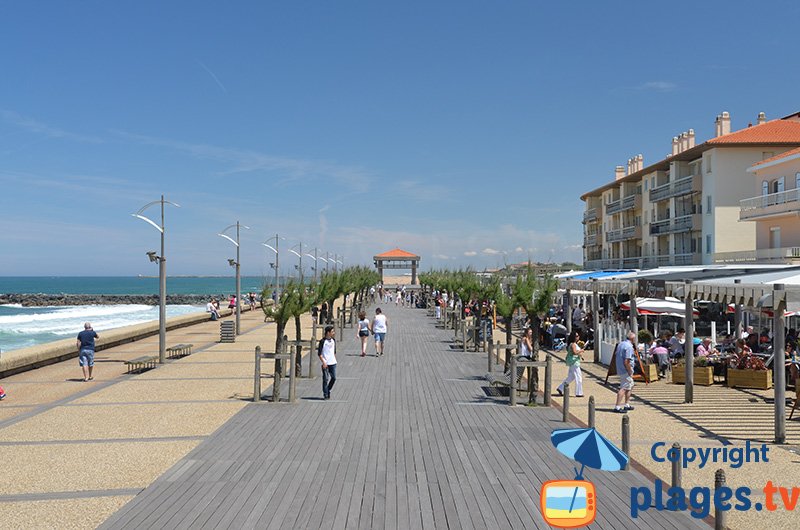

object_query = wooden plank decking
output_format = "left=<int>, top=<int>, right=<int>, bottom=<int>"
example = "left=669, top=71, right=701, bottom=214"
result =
left=100, top=307, right=708, bottom=529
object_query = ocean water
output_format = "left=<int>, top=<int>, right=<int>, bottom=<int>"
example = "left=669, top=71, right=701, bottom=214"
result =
left=0, top=276, right=286, bottom=353
left=0, top=276, right=275, bottom=295
left=0, top=303, right=204, bottom=352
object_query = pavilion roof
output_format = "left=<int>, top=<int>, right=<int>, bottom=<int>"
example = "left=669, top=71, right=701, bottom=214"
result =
left=374, top=248, right=420, bottom=259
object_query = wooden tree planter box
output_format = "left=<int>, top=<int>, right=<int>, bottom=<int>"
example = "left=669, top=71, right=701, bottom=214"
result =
left=634, top=363, right=660, bottom=383
left=672, top=366, right=714, bottom=386
left=727, top=369, right=772, bottom=390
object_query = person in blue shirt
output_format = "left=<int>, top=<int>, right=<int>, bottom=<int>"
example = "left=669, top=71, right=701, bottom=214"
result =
left=614, top=331, right=637, bottom=413
left=76, top=322, right=99, bottom=382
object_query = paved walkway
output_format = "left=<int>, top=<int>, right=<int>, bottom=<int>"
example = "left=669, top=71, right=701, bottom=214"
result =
left=100, top=306, right=706, bottom=529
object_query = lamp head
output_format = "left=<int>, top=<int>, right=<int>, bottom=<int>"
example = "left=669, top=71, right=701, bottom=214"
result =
left=228, top=258, right=236, bottom=267
left=146, top=251, right=158, bottom=263
left=269, top=262, right=275, bottom=269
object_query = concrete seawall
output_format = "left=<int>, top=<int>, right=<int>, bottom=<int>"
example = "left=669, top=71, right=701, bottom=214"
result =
left=0, top=306, right=259, bottom=378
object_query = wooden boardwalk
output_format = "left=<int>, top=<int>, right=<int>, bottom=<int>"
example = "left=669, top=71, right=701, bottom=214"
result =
left=100, top=307, right=708, bottom=529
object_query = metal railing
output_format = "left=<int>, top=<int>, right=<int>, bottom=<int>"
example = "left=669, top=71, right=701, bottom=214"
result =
left=649, top=174, right=698, bottom=202
left=584, top=233, right=598, bottom=246
left=740, top=188, right=800, bottom=220
left=649, top=214, right=697, bottom=236
left=605, top=194, right=638, bottom=215
left=714, top=247, right=800, bottom=264
left=583, top=208, right=598, bottom=223
left=606, top=224, right=640, bottom=242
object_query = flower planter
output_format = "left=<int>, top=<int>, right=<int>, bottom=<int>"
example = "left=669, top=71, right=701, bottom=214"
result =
left=727, top=368, right=772, bottom=390
left=672, top=365, right=714, bottom=386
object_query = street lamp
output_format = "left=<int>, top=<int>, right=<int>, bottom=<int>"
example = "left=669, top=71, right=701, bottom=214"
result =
left=132, top=195, right=179, bottom=364
left=304, top=248, right=324, bottom=282
left=218, top=221, right=250, bottom=335
left=263, top=234, right=285, bottom=297
left=288, top=242, right=304, bottom=283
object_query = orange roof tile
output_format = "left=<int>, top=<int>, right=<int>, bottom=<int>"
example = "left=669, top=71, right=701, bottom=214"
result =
left=707, top=120, right=800, bottom=144
left=750, top=146, right=800, bottom=168
left=374, top=248, right=420, bottom=259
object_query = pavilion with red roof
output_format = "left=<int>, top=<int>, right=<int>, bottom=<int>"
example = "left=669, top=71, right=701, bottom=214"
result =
left=373, top=248, right=421, bottom=285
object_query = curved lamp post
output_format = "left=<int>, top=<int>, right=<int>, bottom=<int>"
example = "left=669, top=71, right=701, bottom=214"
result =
left=218, top=222, right=250, bottom=335
left=263, top=234, right=285, bottom=297
left=304, top=248, right=325, bottom=282
left=288, top=243, right=304, bottom=283
left=132, top=195, right=180, bottom=364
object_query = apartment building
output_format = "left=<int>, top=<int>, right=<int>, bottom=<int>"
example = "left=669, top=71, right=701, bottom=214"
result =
left=582, top=111, right=800, bottom=270
left=720, top=146, right=800, bottom=263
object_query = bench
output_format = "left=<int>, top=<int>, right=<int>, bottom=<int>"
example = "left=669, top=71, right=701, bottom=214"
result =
left=125, top=356, right=158, bottom=374
left=167, top=343, right=194, bottom=359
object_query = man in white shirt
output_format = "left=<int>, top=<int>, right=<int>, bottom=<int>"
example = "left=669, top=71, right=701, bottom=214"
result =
left=372, top=307, right=388, bottom=356
left=317, top=326, right=337, bottom=400
left=206, top=299, right=220, bottom=321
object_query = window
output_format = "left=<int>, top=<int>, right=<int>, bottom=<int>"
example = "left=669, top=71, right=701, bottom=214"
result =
left=651, top=176, right=655, bottom=188
left=705, top=154, right=712, bottom=173
left=644, top=180, right=648, bottom=191
left=706, top=195, right=712, bottom=214
left=762, top=180, right=769, bottom=196
left=706, top=235, right=712, bottom=255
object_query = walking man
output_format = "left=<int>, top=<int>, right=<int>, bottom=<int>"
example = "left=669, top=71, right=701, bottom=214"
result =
left=614, top=331, right=636, bottom=413
left=318, top=325, right=337, bottom=400
left=76, top=322, right=99, bottom=382
left=372, top=307, right=388, bottom=356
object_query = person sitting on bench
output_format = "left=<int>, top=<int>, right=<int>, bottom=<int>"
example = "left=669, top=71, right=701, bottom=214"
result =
left=206, top=298, right=220, bottom=321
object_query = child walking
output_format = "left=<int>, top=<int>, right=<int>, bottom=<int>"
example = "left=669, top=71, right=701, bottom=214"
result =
left=356, top=311, right=370, bottom=357
left=557, top=330, right=584, bottom=397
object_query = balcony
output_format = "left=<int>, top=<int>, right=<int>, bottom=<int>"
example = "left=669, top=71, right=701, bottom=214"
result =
left=606, top=225, right=642, bottom=243
left=583, top=208, right=598, bottom=223
left=605, top=194, right=641, bottom=215
left=649, top=174, right=701, bottom=202
left=714, top=247, right=800, bottom=264
left=740, top=188, right=800, bottom=221
left=649, top=214, right=701, bottom=236
left=584, top=233, right=598, bottom=247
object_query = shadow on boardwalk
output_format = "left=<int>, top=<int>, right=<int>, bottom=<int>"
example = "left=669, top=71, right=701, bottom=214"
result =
left=100, top=307, right=708, bottom=529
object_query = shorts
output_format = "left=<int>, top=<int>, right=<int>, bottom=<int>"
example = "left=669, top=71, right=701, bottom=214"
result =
left=359, top=330, right=369, bottom=337
left=619, top=374, right=634, bottom=391
left=79, top=349, right=95, bottom=367
left=374, top=332, right=386, bottom=343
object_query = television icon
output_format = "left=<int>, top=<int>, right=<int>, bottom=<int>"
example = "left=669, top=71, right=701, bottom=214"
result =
left=540, top=479, right=596, bottom=528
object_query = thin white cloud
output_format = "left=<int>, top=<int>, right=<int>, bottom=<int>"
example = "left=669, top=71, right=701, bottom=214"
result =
left=1, top=110, right=103, bottom=143
left=112, top=130, right=371, bottom=191
left=195, top=59, right=228, bottom=93
left=482, top=248, right=502, bottom=255
left=633, top=81, right=677, bottom=92
left=514, top=246, right=524, bottom=253
left=318, top=205, right=330, bottom=246
left=391, top=180, right=452, bottom=202
left=433, top=254, right=451, bottom=260
left=464, top=251, right=477, bottom=257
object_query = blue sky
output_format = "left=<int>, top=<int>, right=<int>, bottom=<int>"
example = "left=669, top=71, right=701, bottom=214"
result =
left=2, top=1, right=799, bottom=277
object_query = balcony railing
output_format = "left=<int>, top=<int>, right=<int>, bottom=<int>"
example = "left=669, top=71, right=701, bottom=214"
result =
left=649, top=214, right=700, bottom=236
left=583, top=208, right=598, bottom=223
left=649, top=174, right=700, bottom=202
left=605, top=194, right=639, bottom=215
left=740, top=188, right=800, bottom=220
left=606, top=225, right=641, bottom=243
left=584, top=233, right=598, bottom=246
left=714, top=247, right=800, bottom=264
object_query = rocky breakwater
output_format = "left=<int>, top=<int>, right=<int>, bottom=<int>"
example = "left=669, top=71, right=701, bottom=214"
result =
left=0, top=293, right=221, bottom=307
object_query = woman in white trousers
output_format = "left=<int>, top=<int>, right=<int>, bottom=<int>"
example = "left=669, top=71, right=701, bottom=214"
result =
left=557, top=330, right=584, bottom=397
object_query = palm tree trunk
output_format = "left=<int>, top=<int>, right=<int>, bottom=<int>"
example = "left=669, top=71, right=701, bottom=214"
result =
left=294, top=315, right=303, bottom=377
left=274, top=321, right=285, bottom=398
